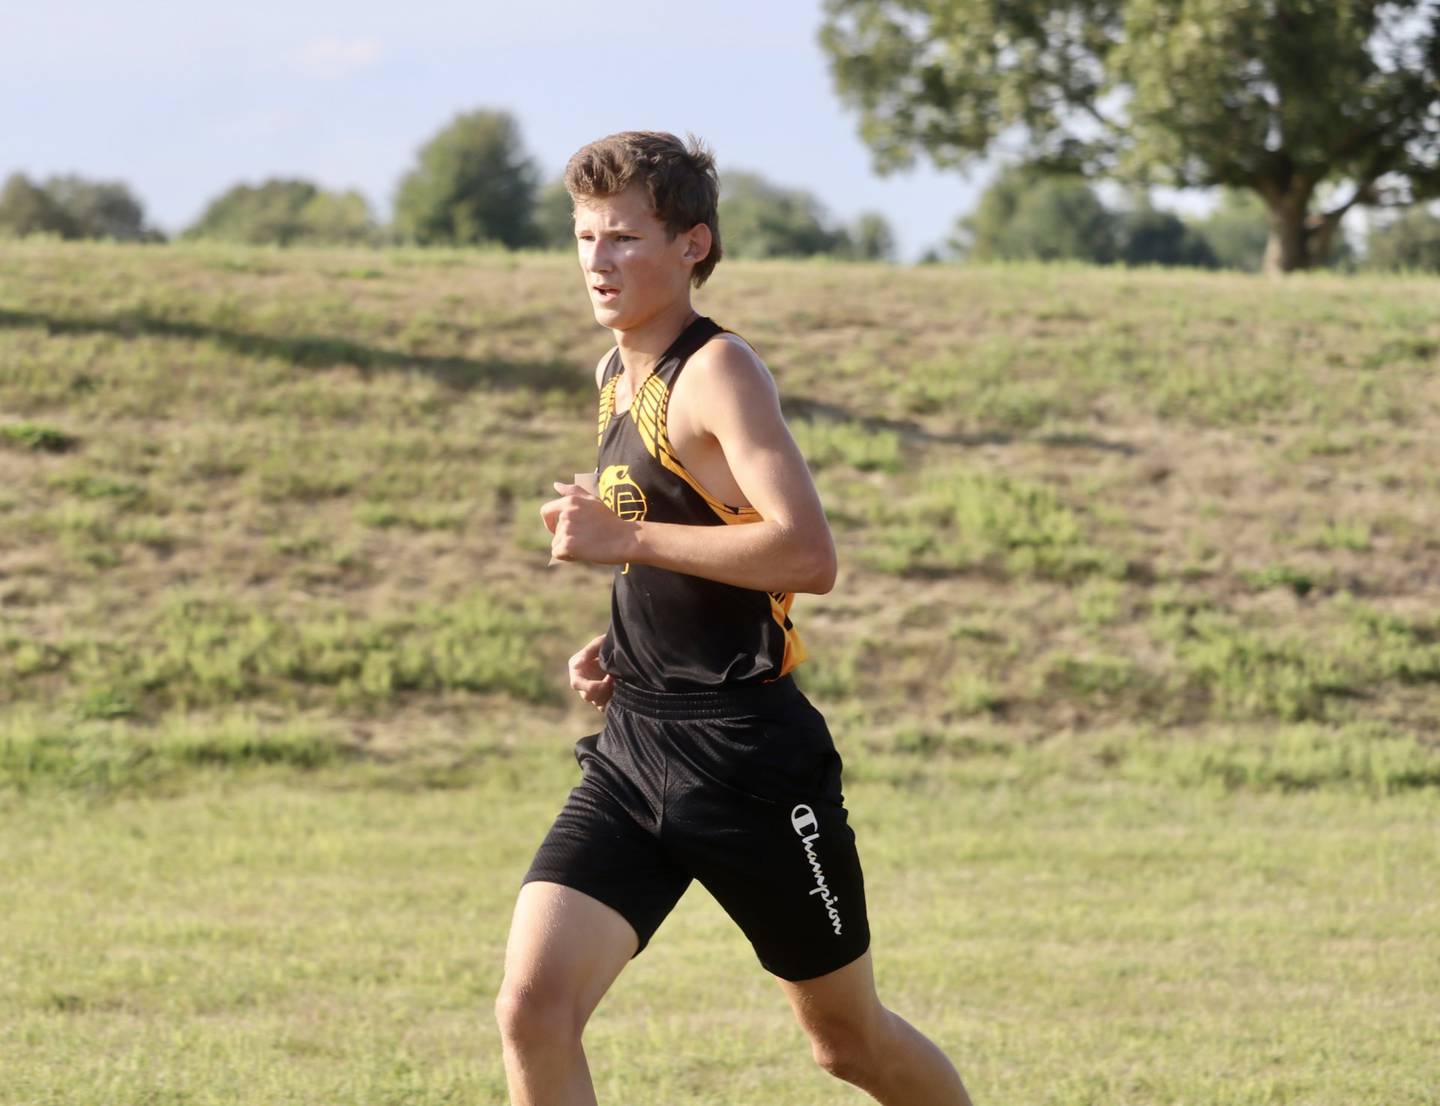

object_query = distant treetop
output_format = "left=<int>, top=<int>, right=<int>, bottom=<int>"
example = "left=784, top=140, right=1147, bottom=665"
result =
left=393, top=108, right=541, bottom=248
left=0, top=172, right=163, bottom=242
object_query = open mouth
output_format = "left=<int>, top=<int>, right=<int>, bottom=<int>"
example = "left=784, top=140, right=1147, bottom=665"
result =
left=593, top=286, right=619, bottom=298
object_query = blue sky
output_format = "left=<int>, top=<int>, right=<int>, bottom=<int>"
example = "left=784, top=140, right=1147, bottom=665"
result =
left=2, top=1, right=1211, bottom=261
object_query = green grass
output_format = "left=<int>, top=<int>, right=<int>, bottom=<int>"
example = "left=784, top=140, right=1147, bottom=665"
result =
left=2, top=757, right=1436, bottom=1105
left=843, top=465, right=1123, bottom=582
left=1, top=240, right=1439, bottom=1102
left=0, top=420, right=79, bottom=453
left=1, top=586, right=560, bottom=723
left=789, top=415, right=904, bottom=472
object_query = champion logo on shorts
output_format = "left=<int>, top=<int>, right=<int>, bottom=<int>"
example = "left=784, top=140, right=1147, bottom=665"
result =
left=790, top=804, right=842, bottom=935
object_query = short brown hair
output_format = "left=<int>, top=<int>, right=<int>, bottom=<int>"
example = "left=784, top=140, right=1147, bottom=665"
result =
left=563, top=130, right=723, bottom=288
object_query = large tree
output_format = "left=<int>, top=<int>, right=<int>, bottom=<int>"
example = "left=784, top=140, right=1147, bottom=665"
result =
left=819, top=0, right=1440, bottom=272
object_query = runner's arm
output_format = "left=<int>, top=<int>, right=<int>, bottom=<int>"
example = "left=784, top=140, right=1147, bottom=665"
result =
left=568, top=353, right=614, bottom=707
left=622, top=340, right=836, bottom=594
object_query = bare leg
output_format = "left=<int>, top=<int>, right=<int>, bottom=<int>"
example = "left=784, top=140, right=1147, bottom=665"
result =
left=495, top=882, right=639, bottom=1106
left=777, top=949, right=974, bottom=1106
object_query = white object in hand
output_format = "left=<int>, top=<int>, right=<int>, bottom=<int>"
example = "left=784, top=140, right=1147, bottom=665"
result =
left=549, top=471, right=599, bottom=566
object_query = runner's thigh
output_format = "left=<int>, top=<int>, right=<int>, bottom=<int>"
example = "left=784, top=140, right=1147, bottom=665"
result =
left=501, top=881, right=639, bottom=1024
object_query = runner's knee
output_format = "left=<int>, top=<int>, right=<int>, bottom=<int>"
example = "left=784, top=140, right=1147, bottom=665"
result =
left=494, top=976, right=585, bottom=1049
left=805, top=1012, right=887, bottom=1086
left=810, top=1034, right=876, bottom=1086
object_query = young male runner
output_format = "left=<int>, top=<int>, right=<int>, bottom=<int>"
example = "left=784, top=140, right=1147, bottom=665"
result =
left=497, top=130, right=973, bottom=1106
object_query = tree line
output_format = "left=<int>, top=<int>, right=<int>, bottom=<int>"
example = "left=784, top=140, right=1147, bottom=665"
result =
left=5, top=69, right=1439, bottom=272
left=0, top=109, right=899, bottom=263
left=7, top=2, right=1439, bottom=272
left=943, top=165, right=1342, bottom=271
left=0, top=173, right=165, bottom=243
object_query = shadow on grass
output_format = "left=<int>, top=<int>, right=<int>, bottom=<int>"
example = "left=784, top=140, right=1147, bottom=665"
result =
left=0, top=308, right=585, bottom=396
left=782, top=394, right=1138, bottom=454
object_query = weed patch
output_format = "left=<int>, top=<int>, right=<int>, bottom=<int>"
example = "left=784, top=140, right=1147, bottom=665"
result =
left=860, top=467, right=1127, bottom=582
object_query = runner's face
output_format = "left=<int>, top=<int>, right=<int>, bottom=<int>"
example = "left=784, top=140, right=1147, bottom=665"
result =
left=575, top=184, right=695, bottom=327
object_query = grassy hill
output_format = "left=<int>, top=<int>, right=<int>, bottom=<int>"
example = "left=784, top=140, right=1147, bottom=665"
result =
left=2, top=238, right=1438, bottom=795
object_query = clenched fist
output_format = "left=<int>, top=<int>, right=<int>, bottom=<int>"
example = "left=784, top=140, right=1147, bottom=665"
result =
left=541, top=481, right=637, bottom=565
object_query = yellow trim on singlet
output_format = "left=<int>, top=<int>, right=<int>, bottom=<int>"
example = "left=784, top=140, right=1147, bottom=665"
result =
left=596, top=375, right=619, bottom=444
left=767, top=589, right=809, bottom=678
left=642, top=363, right=764, bottom=526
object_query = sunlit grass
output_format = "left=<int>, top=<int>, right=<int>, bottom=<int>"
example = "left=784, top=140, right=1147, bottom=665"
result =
left=1, top=237, right=1438, bottom=1102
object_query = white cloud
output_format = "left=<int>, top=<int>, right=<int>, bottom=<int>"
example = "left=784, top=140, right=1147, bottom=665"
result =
left=292, top=37, right=382, bottom=79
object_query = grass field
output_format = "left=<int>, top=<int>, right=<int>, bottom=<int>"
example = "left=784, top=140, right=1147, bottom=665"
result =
left=4, top=763, right=1438, bottom=1105
left=2, top=238, right=1438, bottom=1103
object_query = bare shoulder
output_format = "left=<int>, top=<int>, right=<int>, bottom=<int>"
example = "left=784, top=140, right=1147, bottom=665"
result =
left=593, top=345, right=616, bottom=391
left=686, top=332, right=780, bottom=406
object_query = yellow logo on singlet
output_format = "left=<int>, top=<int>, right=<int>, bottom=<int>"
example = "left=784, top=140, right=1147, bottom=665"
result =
left=600, top=464, right=647, bottom=574
left=600, top=464, right=647, bottom=521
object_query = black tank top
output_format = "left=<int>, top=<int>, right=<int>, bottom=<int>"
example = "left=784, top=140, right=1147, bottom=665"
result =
left=594, top=314, right=809, bottom=691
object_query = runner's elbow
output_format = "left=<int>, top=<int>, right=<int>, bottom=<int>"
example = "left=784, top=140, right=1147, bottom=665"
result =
left=800, top=544, right=837, bottom=595
left=766, top=524, right=835, bottom=594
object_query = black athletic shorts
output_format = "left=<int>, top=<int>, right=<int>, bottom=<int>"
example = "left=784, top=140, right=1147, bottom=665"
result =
left=521, top=673, right=871, bottom=982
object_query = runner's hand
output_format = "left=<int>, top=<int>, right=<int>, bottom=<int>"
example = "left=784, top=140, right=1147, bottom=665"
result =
left=541, top=481, right=635, bottom=565
left=569, top=632, right=614, bottom=712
